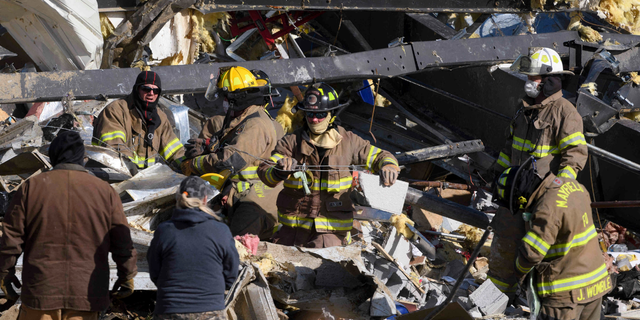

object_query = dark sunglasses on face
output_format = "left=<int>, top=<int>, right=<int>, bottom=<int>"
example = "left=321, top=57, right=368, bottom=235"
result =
left=140, top=86, right=160, bottom=94
left=306, top=111, right=328, bottom=119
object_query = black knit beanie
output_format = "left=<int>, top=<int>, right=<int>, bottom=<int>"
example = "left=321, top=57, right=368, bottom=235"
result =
left=49, top=131, right=85, bottom=167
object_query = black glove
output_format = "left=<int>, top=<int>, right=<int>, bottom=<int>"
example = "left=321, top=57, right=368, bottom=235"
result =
left=124, top=160, right=139, bottom=176
left=185, top=138, right=216, bottom=159
left=273, top=157, right=298, bottom=180
left=380, top=164, right=400, bottom=186
left=111, top=278, right=134, bottom=299
left=0, top=271, right=21, bottom=301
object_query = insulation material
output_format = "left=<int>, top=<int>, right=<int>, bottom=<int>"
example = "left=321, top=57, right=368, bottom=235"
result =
left=629, top=72, right=640, bottom=85
left=100, top=13, right=115, bottom=39
left=581, top=82, right=599, bottom=96
left=519, top=12, right=538, bottom=34
left=568, top=12, right=603, bottom=42
left=390, top=214, right=416, bottom=240
left=0, top=0, right=103, bottom=71
left=235, top=239, right=251, bottom=261
left=455, top=224, right=485, bottom=252
left=275, top=95, right=304, bottom=133
left=149, top=9, right=193, bottom=66
left=191, top=10, right=230, bottom=54
left=598, top=0, right=640, bottom=35
left=235, top=234, right=260, bottom=255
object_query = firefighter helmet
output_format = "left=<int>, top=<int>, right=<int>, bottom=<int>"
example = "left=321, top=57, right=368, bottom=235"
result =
left=510, top=48, right=574, bottom=76
left=204, top=66, right=274, bottom=111
left=297, top=83, right=341, bottom=112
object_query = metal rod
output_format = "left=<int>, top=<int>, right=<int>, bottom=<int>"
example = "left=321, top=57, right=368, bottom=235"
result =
left=405, top=187, right=490, bottom=229
left=587, top=143, right=640, bottom=175
left=591, top=200, right=640, bottom=208
left=396, top=139, right=485, bottom=165
left=408, top=180, right=471, bottom=190
left=421, top=230, right=467, bottom=240
left=424, top=226, right=493, bottom=320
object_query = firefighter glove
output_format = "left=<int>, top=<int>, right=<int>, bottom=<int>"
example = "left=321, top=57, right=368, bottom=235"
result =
left=185, top=138, right=216, bottom=159
left=111, top=278, right=134, bottom=299
left=274, top=157, right=298, bottom=180
left=180, top=159, right=198, bottom=176
left=380, top=164, right=400, bottom=186
left=0, top=271, right=21, bottom=301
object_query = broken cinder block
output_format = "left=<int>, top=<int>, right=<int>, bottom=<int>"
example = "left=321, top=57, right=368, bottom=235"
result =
left=358, top=171, right=408, bottom=214
left=468, top=279, right=509, bottom=316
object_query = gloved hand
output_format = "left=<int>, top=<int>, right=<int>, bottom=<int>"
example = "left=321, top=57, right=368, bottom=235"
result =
left=0, top=271, right=20, bottom=301
left=180, top=159, right=197, bottom=176
left=273, top=157, right=298, bottom=180
left=185, top=138, right=216, bottom=159
left=380, top=164, right=400, bottom=186
left=124, top=160, right=139, bottom=176
left=111, top=278, right=134, bottom=299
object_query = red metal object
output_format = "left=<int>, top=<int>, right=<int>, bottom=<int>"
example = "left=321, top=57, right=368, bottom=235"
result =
left=229, top=11, right=324, bottom=46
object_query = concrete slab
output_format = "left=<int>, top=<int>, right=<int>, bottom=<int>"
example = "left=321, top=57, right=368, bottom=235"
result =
left=358, top=171, right=408, bottom=214
left=370, top=288, right=397, bottom=317
left=469, top=279, right=509, bottom=316
left=382, top=227, right=413, bottom=268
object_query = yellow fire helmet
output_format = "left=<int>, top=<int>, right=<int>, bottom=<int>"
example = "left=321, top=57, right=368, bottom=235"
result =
left=510, top=48, right=574, bottom=76
left=218, top=66, right=267, bottom=92
left=200, top=171, right=230, bottom=191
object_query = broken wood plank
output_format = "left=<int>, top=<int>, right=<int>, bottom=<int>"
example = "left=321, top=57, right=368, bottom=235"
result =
left=371, top=241, right=425, bottom=295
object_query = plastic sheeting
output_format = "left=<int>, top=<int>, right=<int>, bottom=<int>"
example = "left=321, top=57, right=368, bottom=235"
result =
left=0, top=0, right=103, bottom=71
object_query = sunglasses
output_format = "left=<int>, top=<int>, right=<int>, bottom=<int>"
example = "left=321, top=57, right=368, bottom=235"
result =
left=306, top=111, right=328, bottom=119
left=140, top=86, right=160, bottom=95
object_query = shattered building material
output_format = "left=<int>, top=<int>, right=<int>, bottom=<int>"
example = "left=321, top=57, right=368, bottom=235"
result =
left=0, top=116, right=42, bottom=152
left=0, top=0, right=103, bottom=71
left=395, top=139, right=485, bottom=165
left=405, top=187, right=490, bottom=229
left=468, top=279, right=509, bottom=316
left=358, top=171, right=409, bottom=214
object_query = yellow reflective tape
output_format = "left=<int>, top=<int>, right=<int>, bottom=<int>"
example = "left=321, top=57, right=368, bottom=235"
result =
left=315, top=217, right=353, bottom=231
left=512, top=136, right=560, bottom=158
left=488, top=275, right=517, bottom=293
left=161, top=138, right=183, bottom=160
left=545, top=225, right=596, bottom=258
left=317, top=88, right=324, bottom=95
left=366, top=146, right=382, bottom=171
left=278, top=211, right=313, bottom=230
left=557, top=166, right=577, bottom=179
left=100, top=130, right=126, bottom=142
left=497, top=152, right=511, bottom=168
left=537, top=263, right=608, bottom=295
left=523, top=231, right=550, bottom=255
left=516, top=257, right=532, bottom=274
left=270, top=153, right=284, bottom=163
left=328, top=92, right=335, bottom=101
left=558, top=132, right=587, bottom=150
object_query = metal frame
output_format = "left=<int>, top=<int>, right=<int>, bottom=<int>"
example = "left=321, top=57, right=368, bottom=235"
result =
left=3, top=31, right=640, bottom=104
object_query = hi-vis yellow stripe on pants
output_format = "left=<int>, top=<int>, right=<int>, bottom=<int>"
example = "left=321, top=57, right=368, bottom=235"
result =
left=537, top=263, right=608, bottom=295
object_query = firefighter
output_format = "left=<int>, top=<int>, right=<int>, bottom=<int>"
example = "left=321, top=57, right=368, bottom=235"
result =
left=92, top=70, right=186, bottom=175
left=257, top=83, right=400, bottom=248
left=488, top=48, right=588, bottom=297
left=180, top=66, right=284, bottom=241
left=496, top=164, right=610, bottom=320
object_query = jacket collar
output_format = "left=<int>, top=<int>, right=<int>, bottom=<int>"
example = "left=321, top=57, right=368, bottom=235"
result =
left=52, top=163, right=88, bottom=172
left=126, top=94, right=146, bottom=136
left=522, top=90, right=563, bottom=110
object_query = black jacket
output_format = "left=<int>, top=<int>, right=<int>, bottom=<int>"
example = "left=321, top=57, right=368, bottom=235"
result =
left=148, top=208, right=239, bottom=314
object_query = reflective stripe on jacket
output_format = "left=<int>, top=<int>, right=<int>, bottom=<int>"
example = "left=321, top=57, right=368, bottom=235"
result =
left=515, top=174, right=611, bottom=302
left=493, top=91, right=587, bottom=179
left=92, top=95, right=186, bottom=169
left=258, top=125, right=397, bottom=234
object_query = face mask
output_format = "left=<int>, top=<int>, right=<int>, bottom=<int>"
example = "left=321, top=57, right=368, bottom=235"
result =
left=524, top=79, right=541, bottom=98
left=222, top=100, right=230, bottom=113
left=307, top=113, right=331, bottom=135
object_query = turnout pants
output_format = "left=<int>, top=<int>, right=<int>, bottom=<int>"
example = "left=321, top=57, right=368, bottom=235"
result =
left=227, top=181, right=283, bottom=241
left=538, top=297, right=603, bottom=320
left=272, top=225, right=348, bottom=248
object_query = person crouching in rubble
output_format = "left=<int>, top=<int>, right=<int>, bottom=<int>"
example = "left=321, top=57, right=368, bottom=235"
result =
left=180, top=66, right=284, bottom=241
left=496, top=162, right=610, bottom=320
left=92, top=70, right=186, bottom=176
left=257, top=83, right=400, bottom=248
left=487, top=48, right=588, bottom=298
left=0, top=131, right=138, bottom=320
left=148, top=176, right=239, bottom=320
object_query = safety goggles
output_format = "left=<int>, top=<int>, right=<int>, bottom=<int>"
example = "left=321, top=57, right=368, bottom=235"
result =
left=306, top=111, right=328, bottom=120
left=510, top=55, right=533, bottom=74
left=140, top=86, right=160, bottom=94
